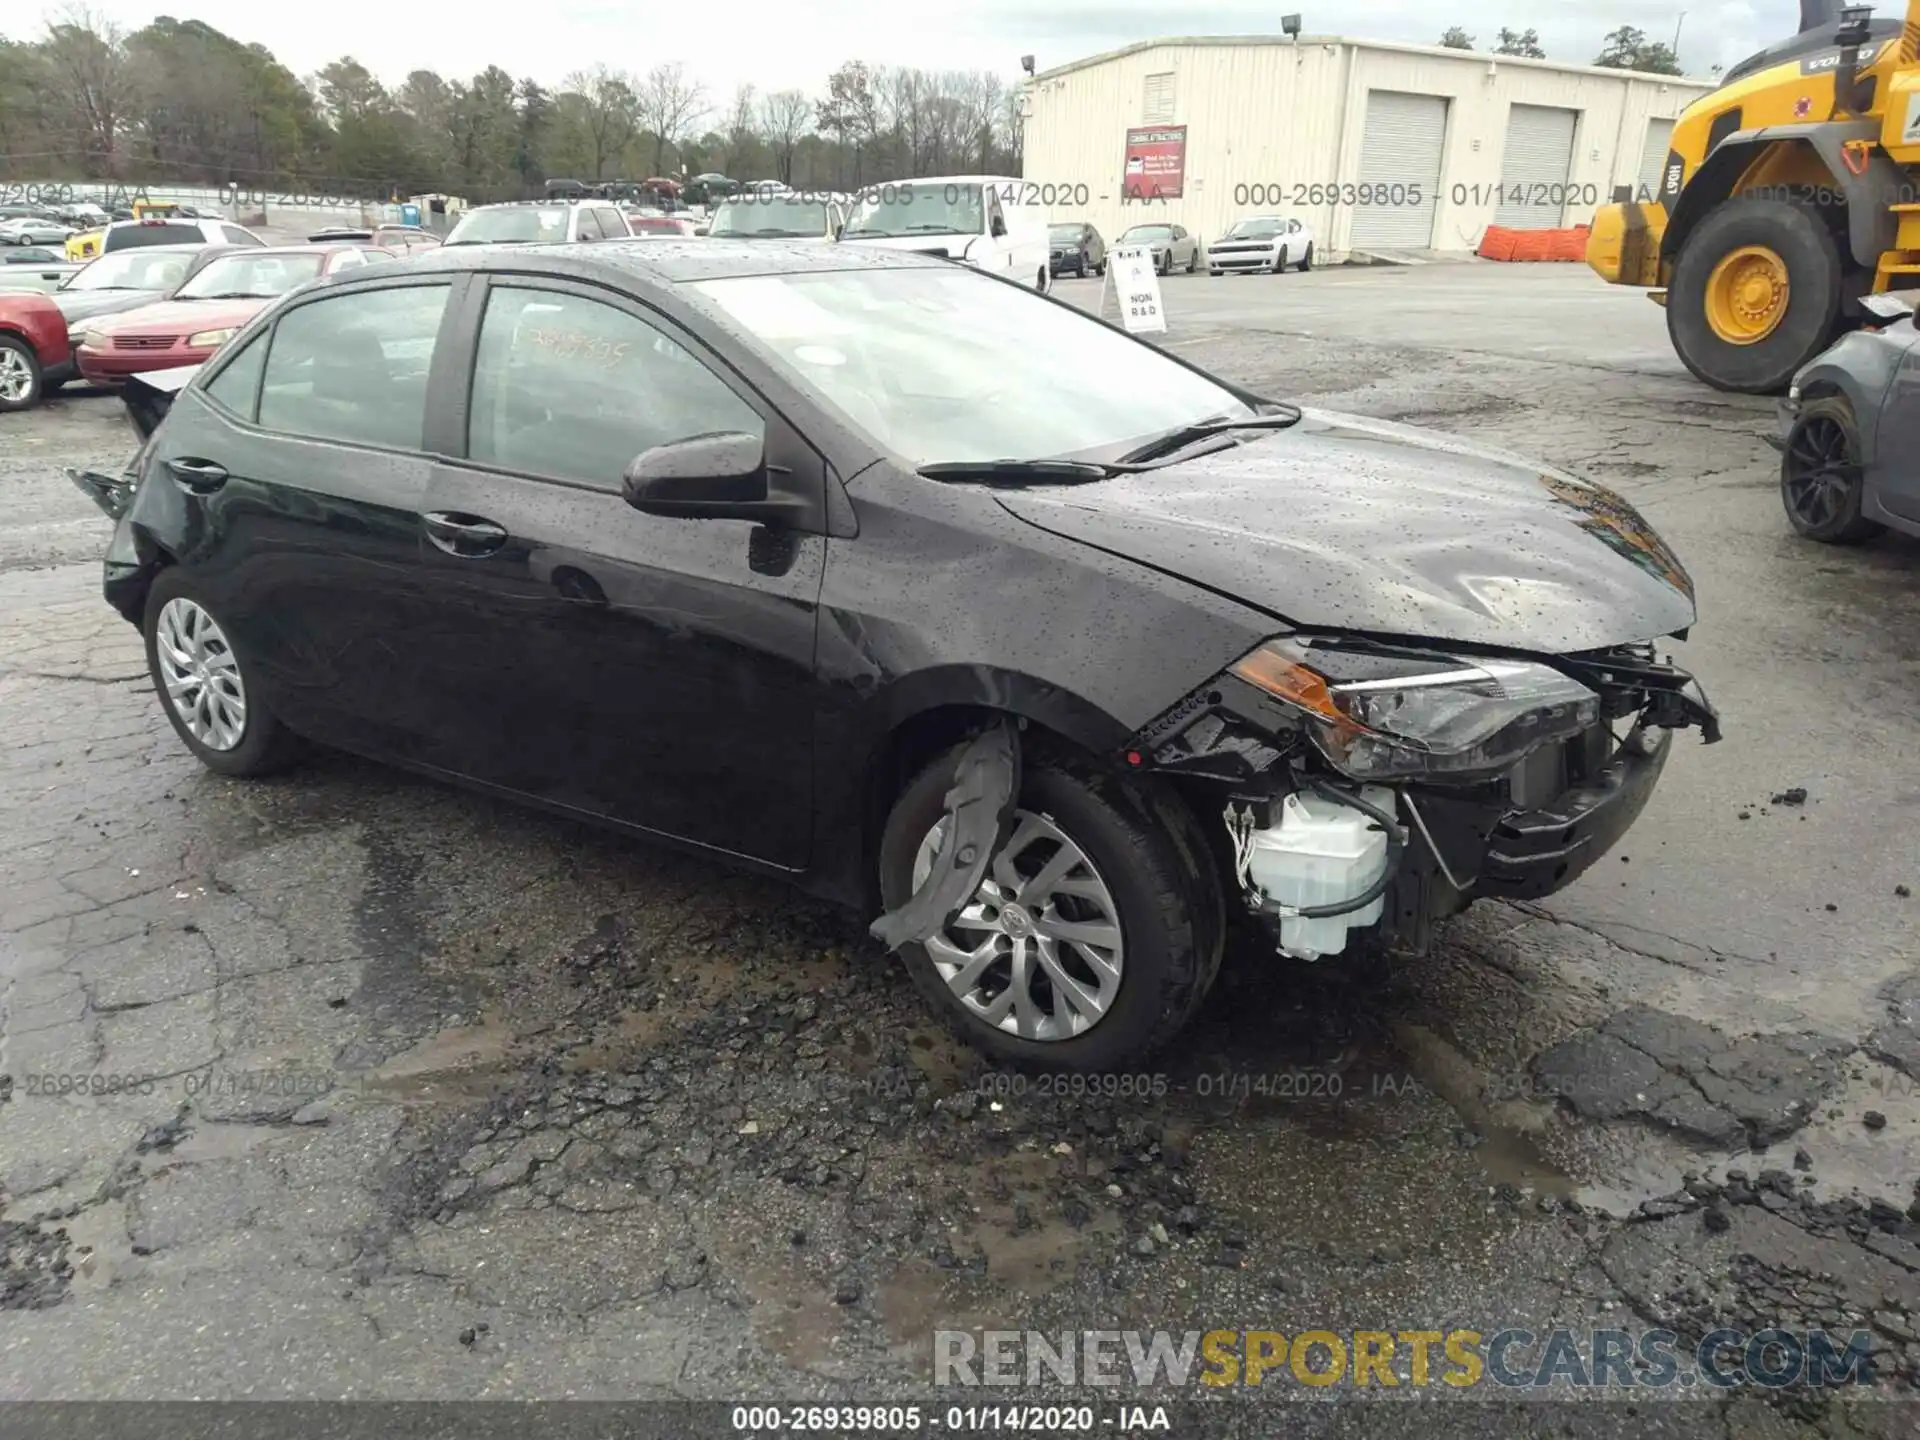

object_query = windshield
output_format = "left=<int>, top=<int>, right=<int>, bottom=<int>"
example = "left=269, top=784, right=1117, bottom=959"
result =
left=1120, top=226, right=1172, bottom=242
left=446, top=206, right=571, bottom=245
left=66, top=249, right=194, bottom=291
left=176, top=252, right=325, bottom=299
left=1049, top=225, right=1084, bottom=242
left=1225, top=218, right=1285, bottom=239
left=690, top=266, right=1252, bottom=467
left=842, top=184, right=983, bottom=239
left=708, top=198, right=830, bottom=238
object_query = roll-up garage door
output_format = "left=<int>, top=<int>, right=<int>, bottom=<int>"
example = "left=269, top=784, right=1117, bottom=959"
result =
left=1351, top=91, right=1447, bottom=248
left=1637, top=118, right=1675, bottom=202
left=1495, top=104, right=1578, bottom=228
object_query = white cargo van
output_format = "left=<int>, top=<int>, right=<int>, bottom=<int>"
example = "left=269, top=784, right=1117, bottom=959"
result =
left=838, top=176, right=1051, bottom=290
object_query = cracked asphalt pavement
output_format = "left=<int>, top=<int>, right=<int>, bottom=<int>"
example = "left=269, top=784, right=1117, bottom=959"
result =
left=2, top=264, right=1919, bottom=1433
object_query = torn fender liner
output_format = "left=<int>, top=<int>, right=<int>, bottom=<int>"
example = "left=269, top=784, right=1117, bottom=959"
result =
left=870, top=719, right=1022, bottom=951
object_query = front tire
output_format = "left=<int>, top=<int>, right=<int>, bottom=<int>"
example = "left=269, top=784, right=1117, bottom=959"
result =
left=1668, top=197, right=1844, bottom=395
left=878, top=743, right=1222, bottom=1071
left=143, top=570, right=305, bottom=777
left=1781, top=394, right=1885, bottom=544
left=0, top=335, right=43, bottom=412
left=1299, top=243, right=1314, bottom=272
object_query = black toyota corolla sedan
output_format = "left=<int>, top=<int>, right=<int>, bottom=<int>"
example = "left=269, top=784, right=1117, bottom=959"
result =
left=87, top=239, right=1719, bottom=1070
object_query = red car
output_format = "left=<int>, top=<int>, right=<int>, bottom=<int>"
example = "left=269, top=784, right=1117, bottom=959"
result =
left=74, top=243, right=395, bottom=385
left=0, top=244, right=233, bottom=411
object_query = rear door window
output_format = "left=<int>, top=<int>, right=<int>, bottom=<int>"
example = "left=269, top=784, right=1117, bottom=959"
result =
left=221, top=225, right=261, bottom=247
left=257, top=284, right=451, bottom=451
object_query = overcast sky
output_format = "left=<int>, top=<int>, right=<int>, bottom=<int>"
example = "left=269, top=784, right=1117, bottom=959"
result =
left=13, top=1, right=1797, bottom=100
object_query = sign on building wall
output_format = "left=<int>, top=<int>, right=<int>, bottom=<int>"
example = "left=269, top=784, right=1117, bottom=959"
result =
left=1122, top=125, right=1187, bottom=201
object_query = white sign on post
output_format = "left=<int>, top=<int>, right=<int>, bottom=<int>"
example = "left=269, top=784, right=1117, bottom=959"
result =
left=1105, top=244, right=1167, bottom=334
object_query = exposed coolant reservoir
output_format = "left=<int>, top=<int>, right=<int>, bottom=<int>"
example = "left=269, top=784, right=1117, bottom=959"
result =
left=1246, top=786, right=1397, bottom=960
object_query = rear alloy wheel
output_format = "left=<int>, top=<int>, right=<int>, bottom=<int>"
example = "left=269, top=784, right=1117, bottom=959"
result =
left=0, top=335, right=43, bottom=412
left=1668, top=197, right=1843, bottom=394
left=878, top=745, right=1223, bottom=1070
left=143, top=570, right=305, bottom=777
left=1781, top=394, right=1885, bottom=544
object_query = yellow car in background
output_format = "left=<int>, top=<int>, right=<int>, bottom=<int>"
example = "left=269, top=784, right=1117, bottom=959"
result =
left=67, top=201, right=188, bottom=260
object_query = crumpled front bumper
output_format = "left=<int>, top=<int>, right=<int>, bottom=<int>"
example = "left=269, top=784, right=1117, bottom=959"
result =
left=1473, top=723, right=1672, bottom=900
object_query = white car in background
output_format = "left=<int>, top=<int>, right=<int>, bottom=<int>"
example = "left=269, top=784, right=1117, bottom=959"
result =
left=0, top=216, right=75, bottom=246
left=1208, top=215, right=1315, bottom=274
left=838, top=176, right=1051, bottom=292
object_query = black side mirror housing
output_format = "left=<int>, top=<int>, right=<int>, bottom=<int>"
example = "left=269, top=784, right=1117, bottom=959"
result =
left=990, top=216, right=1007, bottom=238
left=623, top=431, right=790, bottom=520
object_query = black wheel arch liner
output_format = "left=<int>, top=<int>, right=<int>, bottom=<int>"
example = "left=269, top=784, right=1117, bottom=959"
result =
left=1662, top=120, right=1897, bottom=272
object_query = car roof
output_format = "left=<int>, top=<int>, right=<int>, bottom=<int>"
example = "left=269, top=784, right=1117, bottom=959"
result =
left=393, top=237, right=948, bottom=285
left=237, top=243, right=379, bottom=256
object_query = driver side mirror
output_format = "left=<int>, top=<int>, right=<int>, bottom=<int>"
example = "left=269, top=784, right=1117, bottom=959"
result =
left=990, top=215, right=1007, bottom=238
left=623, top=431, right=772, bottom=517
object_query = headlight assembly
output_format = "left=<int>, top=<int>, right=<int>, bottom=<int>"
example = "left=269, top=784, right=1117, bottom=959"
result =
left=187, top=328, right=237, bottom=348
left=1229, top=637, right=1599, bottom=779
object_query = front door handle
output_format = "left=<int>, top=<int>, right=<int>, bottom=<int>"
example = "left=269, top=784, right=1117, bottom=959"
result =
left=166, top=457, right=228, bottom=492
left=424, top=511, right=508, bottom=557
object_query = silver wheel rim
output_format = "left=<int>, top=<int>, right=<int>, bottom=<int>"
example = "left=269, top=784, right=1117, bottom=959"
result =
left=910, top=808, right=1125, bottom=1041
left=0, top=348, right=33, bottom=403
left=155, top=597, right=247, bottom=750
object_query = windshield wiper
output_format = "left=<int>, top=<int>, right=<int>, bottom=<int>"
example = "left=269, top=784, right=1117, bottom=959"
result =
left=1115, top=407, right=1302, bottom=465
left=194, top=291, right=273, bottom=300
left=917, top=459, right=1114, bottom=487
left=841, top=226, right=892, bottom=236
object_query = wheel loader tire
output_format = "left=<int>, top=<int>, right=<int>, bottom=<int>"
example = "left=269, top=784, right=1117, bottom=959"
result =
left=1667, top=197, right=1844, bottom=396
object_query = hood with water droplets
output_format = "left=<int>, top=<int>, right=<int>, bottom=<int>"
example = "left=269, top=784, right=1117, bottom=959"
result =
left=994, top=408, right=1697, bottom=653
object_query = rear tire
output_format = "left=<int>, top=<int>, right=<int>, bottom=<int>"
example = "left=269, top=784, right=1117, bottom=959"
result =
left=143, top=569, right=306, bottom=778
left=1780, top=394, right=1885, bottom=544
left=1668, top=197, right=1844, bottom=395
left=877, top=742, right=1223, bottom=1072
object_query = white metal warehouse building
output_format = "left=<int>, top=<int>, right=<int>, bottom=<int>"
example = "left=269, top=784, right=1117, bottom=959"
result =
left=1020, top=36, right=1716, bottom=258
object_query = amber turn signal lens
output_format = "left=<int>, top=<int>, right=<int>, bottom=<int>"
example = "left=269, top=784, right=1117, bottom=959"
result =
left=1229, top=646, right=1341, bottom=720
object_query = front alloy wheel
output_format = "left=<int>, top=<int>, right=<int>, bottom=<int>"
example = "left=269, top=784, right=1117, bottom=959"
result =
left=911, top=809, right=1124, bottom=1040
left=878, top=746, right=1224, bottom=1070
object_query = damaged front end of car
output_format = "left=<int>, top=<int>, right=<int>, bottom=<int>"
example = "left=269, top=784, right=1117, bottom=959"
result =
left=1124, top=633, right=1720, bottom=962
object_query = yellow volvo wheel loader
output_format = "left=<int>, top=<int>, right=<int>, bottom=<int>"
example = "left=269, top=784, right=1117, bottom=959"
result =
left=1587, top=1, right=1920, bottom=393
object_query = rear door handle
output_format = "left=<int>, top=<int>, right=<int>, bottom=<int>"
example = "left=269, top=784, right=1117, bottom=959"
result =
left=424, top=511, right=509, bottom=556
left=165, top=457, right=228, bottom=492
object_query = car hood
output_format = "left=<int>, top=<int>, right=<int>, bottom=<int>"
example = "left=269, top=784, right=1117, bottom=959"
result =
left=52, top=289, right=168, bottom=323
left=91, top=297, right=268, bottom=335
left=993, top=408, right=1698, bottom=653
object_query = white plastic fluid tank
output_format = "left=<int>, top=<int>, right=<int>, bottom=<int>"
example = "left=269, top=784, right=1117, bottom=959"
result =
left=1246, top=786, right=1398, bottom=960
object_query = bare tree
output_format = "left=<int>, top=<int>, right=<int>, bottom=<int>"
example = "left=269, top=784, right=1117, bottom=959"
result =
left=759, top=89, right=812, bottom=185
left=636, top=61, right=707, bottom=177
left=724, top=82, right=757, bottom=174
left=563, top=64, right=638, bottom=179
left=41, top=5, right=135, bottom=169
